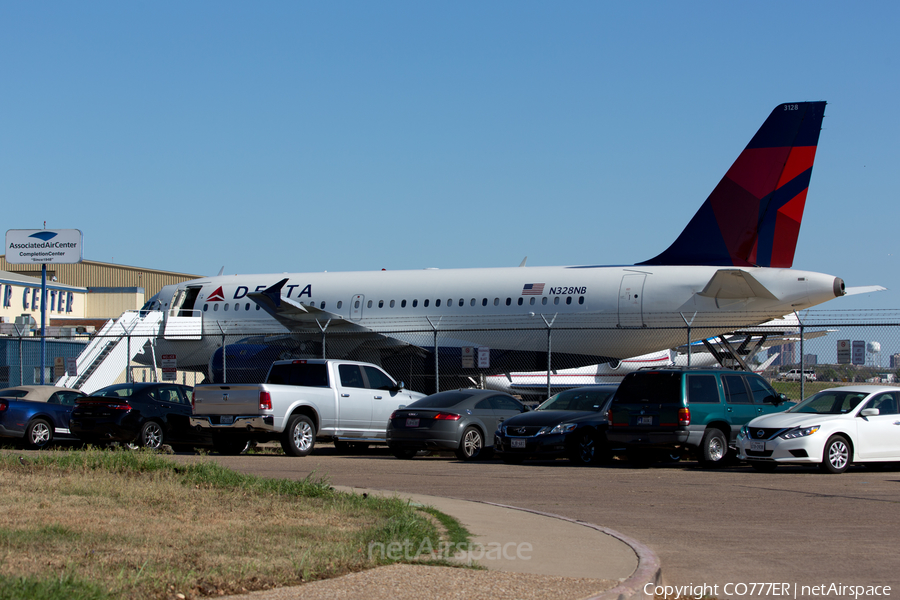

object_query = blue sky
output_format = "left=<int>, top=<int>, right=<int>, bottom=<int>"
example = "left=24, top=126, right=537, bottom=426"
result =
left=2, top=2, right=897, bottom=311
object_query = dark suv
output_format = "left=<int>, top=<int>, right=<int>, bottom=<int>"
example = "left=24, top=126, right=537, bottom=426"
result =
left=606, top=369, right=792, bottom=467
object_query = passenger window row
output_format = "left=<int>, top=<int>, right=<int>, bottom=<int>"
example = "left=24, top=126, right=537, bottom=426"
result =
left=366, top=295, right=586, bottom=309
left=201, top=296, right=587, bottom=313
left=203, top=303, right=263, bottom=312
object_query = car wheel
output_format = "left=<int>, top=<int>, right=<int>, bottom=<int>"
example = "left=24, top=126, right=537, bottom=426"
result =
left=699, top=428, right=728, bottom=467
left=138, top=421, right=164, bottom=450
left=455, top=426, right=484, bottom=461
left=212, top=435, right=250, bottom=455
left=570, top=430, right=597, bottom=465
left=281, top=414, right=315, bottom=457
left=820, top=435, right=851, bottom=474
left=749, top=461, right=778, bottom=473
left=390, top=446, right=417, bottom=460
left=25, top=419, right=53, bottom=449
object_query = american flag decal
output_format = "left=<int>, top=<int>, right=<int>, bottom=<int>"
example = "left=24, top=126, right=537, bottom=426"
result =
left=522, top=283, right=545, bottom=295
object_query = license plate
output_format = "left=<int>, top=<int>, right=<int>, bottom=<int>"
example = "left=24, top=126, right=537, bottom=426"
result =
left=405, top=418, right=419, bottom=427
left=750, top=440, right=766, bottom=452
left=219, top=416, right=234, bottom=425
left=511, top=439, right=526, bottom=448
left=639, top=416, right=653, bottom=425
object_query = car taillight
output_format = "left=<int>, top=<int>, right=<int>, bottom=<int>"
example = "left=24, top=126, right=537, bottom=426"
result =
left=607, top=408, right=613, bottom=425
left=107, top=404, right=132, bottom=411
left=390, top=411, right=399, bottom=419
left=433, top=412, right=461, bottom=421
left=259, top=390, right=272, bottom=411
left=0, top=400, right=7, bottom=412
left=678, top=407, right=690, bottom=426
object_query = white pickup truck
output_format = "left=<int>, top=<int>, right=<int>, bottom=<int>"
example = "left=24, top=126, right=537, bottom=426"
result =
left=781, top=369, right=817, bottom=382
left=189, top=359, right=426, bottom=456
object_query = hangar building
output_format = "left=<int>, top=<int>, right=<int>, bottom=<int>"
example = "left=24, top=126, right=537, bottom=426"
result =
left=0, top=256, right=201, bottom=388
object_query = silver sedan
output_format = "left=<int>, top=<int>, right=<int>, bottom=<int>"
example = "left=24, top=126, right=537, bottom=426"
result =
left=386, top=389, right=528, bottom=461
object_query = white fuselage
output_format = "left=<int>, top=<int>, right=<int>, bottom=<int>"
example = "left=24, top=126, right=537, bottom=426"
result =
left=148, top=264, right=843, bottom=371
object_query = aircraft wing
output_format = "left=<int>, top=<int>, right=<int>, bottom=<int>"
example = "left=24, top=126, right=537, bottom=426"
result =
left=247, top=278, right=373, bottom=334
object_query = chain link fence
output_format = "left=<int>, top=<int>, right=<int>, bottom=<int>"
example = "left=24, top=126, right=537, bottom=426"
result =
left=2, top=310, right=899, bottom=399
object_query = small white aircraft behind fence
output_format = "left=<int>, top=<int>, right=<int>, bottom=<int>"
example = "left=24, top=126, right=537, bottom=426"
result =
left=482, top=313, right=831, bottom=398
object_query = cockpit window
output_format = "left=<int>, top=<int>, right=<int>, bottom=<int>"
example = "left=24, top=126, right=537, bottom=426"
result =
left=140, top=293, right=161, bottom=312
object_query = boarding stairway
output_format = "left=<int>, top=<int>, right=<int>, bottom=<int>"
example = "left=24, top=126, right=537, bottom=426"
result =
left=55, top=310, right=165, bottom=394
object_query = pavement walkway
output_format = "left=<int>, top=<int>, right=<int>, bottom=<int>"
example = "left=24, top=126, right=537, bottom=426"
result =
left=220, top=487, right=661, bottom=600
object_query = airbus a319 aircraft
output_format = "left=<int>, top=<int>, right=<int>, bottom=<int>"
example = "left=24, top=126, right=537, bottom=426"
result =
left=139, top=101, right=875, bottom=383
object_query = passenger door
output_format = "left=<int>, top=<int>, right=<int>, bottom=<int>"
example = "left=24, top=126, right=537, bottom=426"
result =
left=721, top=374, right=756, bottom=442
left=47, top=390, right=83, bottom=437
left=350, top=295, right=365, bottom=320
left=685, top=374, right=722, bottom=428
left=746, top=375, right=785, bottom=416
left=335, top=364, right=371, bottom=434
left=855, top=393, right=900, bottom=459
left=155, top=385, right=194, bottom=441
left=617, top=274, right=646, bottom=328
left=362, top=365, right=404, bottom=437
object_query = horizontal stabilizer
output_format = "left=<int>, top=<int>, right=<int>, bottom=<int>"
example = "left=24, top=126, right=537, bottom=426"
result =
left=697, top=269, right=778, bottom=301
left=842, top=285, right=887, bottom=296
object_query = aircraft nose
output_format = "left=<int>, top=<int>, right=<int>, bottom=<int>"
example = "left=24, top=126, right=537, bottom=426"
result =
left=833, top=277, right=846, bottom=297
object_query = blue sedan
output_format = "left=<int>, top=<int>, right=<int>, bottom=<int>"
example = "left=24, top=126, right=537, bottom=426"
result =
left=0, top=386, right=86, bottom=449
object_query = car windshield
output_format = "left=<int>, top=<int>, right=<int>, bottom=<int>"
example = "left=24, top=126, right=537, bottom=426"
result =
left=788, top=390, right=869, bottom=414
left=537, top=389, right=614, bottom=412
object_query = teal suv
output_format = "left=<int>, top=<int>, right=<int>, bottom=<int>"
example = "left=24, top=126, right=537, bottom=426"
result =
left=606, top=368, right=793, bottom=467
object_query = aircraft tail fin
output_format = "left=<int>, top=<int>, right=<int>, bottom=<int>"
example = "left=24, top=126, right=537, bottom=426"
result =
left=639, top=101, right=826, bottom=268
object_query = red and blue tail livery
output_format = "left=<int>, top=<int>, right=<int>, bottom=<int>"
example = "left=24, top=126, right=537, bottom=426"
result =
left=640, top=101, right=826, bottom=268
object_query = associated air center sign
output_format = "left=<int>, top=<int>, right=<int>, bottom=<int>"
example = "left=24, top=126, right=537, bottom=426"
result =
left=5, top=229, right=83, bottom=264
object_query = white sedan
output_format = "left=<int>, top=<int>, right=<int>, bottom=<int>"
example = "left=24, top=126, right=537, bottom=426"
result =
left=737, top=385, right=900, bottom=474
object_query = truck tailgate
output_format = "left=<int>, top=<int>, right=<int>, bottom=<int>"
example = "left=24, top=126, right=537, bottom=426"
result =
left=193, top=385, right=261, bottom=415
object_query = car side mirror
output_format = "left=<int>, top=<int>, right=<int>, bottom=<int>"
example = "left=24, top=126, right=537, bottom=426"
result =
left=393, top=381, right=406, bottom=391
left=522, top=405, right=531, bottom=412
left=770, top=393, right=788, bottom=404
left=860, top=408, right=880, bottom=417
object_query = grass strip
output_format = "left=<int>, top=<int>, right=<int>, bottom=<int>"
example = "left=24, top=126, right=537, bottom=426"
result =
left=0, top=448, right=469, bottom=600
